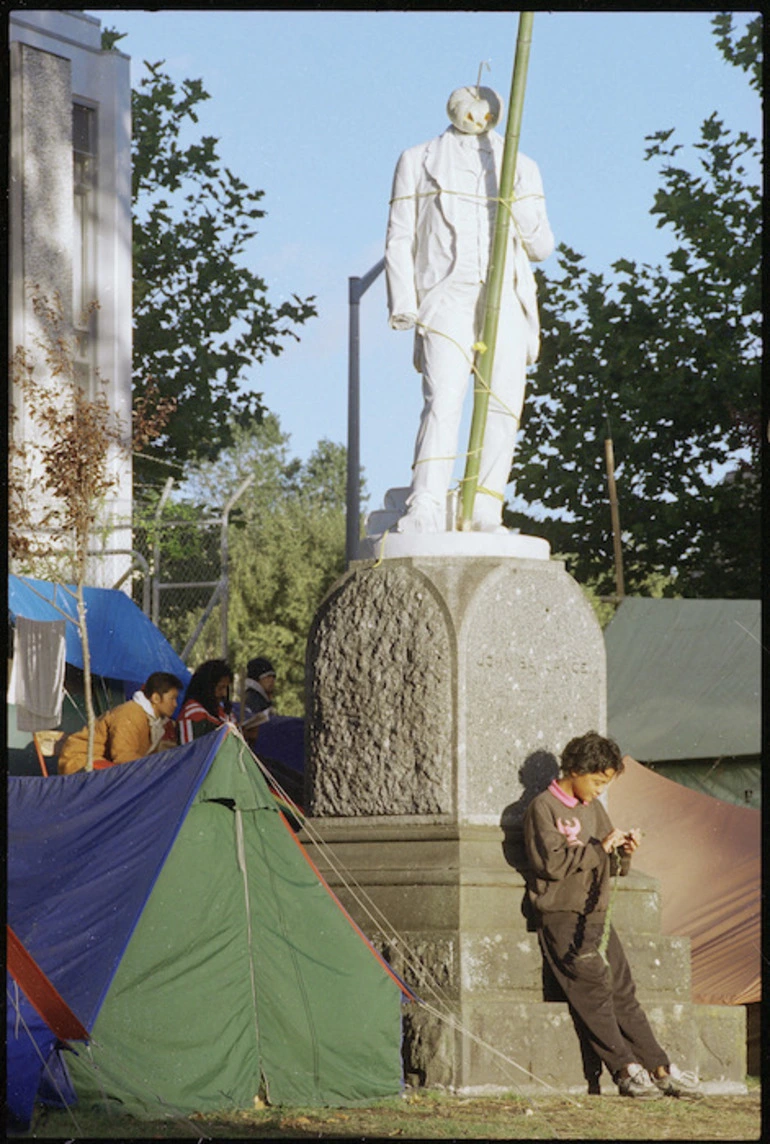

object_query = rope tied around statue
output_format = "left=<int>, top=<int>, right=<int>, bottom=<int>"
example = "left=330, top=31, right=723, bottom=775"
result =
left=386, top=184, right=540, bottom=485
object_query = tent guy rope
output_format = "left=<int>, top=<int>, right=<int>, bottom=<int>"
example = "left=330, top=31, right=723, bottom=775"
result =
left=244, top=730, right=584, bottom=1108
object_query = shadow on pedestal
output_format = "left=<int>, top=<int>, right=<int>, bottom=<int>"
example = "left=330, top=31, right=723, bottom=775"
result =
left=499, top=749, right=603, bottom=1092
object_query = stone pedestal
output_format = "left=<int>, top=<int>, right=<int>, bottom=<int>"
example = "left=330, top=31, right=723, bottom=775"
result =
left=304, top=555, right=746, bottom=1093
left=301, top=821, right=745, bottom=1093
left=307, top=555, right=604, bottom=824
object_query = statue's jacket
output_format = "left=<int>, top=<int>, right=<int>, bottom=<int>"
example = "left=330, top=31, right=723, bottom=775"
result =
left=385, top=125, right=555, bottom=366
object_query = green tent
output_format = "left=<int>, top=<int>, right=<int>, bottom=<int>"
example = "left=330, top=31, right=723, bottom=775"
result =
left=11, top=728, right=405, bottom=1120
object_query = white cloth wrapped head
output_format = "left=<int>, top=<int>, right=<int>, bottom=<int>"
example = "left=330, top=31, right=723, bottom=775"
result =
left=446, top=85, right=504, bottom=134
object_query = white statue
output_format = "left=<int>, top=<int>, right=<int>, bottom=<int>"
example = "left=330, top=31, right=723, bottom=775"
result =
left=385, top=85, right=554, bottom=533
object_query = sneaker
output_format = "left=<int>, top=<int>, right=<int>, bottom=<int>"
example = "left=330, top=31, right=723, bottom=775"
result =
left=617, top=1063, right=663, bottom=1100
left=653, top=1064, right=703, bottom=1100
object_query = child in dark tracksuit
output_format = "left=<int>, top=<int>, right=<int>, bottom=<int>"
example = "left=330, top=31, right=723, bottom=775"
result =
left=524, top=731, right=702, bottom=1100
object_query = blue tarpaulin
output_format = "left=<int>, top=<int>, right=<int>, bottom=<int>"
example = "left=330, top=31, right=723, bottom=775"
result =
left=252, top=714, right=305, bottom=774
left=8, top=574, right=190, bottom=691
left=6, top=734, right=222, bottom=1130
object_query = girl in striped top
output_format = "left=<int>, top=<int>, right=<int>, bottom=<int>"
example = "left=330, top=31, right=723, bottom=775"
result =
left=177, top=659, right=234, bottom=744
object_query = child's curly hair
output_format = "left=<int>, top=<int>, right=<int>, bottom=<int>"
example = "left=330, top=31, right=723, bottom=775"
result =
left=560, top=731, right=624, bottom=776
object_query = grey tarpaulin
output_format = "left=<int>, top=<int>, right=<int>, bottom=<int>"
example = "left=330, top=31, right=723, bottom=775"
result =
left=605, top=598, right=760, bottom=761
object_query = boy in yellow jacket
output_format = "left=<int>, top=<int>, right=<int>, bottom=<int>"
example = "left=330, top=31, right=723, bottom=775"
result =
left=58, top=672, right=182, bottom=774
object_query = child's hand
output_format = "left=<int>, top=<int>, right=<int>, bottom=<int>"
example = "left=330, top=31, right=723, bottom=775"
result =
left=601, top=828, right=628, bottom=854
left=621, top=828, right=642, bottom=853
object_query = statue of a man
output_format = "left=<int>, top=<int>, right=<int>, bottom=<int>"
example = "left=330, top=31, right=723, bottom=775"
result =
left=385, top=85, right=554, bottom=533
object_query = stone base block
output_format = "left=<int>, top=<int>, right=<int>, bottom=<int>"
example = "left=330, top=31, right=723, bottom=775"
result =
left=303, top=821, right=687, bottom=1003
left=403, top=997, right=746, bottom=1095
left=691, top=1003, right=748, bottom=1087
left=303, top=819, right=746, bottom=1092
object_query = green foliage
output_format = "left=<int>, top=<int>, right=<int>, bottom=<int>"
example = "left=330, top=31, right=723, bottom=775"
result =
left=574, top=564, right=677, bottom=630
left=101, top=28, right=127, bottom=52
left=129, top=58, right=317, bottom=480
left=711, top=12, right=762, bottom=91
left=507, top=20, right=760, bottom=598
left=162, top=418, right=354, bottom=715
left=227, top=498, right=346, bottom=716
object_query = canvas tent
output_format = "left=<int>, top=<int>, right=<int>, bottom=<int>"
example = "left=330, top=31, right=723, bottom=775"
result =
left=605, top=598, right=761, bottom=807
left=7, top=727, right=406, bottom=1130
left=608, top=755, right=760, bottom=1008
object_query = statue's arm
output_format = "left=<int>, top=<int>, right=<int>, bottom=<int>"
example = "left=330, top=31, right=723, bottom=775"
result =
left=385, top=149, right=419, bottom=329
left=512, top=154, right=555, bottom=264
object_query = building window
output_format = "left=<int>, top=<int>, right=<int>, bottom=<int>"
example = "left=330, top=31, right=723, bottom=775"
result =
left=73, top=102, right=97, bottom=388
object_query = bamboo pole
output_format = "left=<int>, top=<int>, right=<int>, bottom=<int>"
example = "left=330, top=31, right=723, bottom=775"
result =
left=604, top=437, right=625, bottom=598
left=459, top=11, right=535, bottom=528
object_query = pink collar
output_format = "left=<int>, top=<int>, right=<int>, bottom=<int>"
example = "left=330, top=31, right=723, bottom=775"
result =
left=548, top=778, right=579, bottom=808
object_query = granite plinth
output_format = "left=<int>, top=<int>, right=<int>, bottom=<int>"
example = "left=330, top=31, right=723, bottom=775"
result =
left=302, top=819, right=747, bottom=1093
left=306, top=555, right=605, bottom=822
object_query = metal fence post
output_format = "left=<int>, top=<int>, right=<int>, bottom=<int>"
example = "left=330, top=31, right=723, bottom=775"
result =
left=346, top=257, right=385, bottom=566
left=152, top=477, right=174, bottom=626
left=219, top=474, right=255, bottom=661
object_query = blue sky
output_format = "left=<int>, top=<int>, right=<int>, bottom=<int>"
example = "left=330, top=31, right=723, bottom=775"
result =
left=91, top=8, right=761, bottom=514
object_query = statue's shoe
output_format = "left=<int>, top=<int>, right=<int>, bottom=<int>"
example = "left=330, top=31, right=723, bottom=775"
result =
left=395, top=494, right=444, bottom=534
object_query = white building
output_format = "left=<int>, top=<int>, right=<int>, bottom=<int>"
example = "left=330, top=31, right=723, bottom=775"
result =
left=9, top=9, right=133, bottom=588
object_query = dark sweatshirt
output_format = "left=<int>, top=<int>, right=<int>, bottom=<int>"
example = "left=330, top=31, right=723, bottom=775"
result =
left=523, top=780, right=631, bottom=918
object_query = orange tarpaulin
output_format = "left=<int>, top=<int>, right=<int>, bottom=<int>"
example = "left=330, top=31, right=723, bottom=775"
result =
left=608, top=756, right=760, bottom=1006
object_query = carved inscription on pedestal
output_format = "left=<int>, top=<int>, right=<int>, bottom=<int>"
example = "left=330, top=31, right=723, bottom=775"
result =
left=462, top=564, right=605, bottom=820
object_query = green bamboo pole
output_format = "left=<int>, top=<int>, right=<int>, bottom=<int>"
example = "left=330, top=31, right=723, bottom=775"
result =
left=459, top=11, right=534, bottom=529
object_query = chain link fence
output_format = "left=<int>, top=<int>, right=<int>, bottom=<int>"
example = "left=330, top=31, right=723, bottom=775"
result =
left=131, top=476, right=253, bottom=665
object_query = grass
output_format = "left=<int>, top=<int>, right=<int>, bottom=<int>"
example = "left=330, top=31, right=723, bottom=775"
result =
left=24, top=1082, right=761, bottom=1140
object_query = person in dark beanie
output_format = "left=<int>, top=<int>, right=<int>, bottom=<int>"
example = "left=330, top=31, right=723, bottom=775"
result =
left=243, top=656, right=277, bottom=719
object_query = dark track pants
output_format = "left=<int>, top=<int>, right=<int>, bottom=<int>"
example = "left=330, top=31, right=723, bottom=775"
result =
left=538, top=912, right=670, bottom=1079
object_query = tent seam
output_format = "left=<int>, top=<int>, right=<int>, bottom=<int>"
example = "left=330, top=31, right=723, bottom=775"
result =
left=234, top=806, right=265, bottom=1100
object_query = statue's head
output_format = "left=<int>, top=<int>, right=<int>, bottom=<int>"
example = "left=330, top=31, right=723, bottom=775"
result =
left=447, top=85, right=503, bottom=135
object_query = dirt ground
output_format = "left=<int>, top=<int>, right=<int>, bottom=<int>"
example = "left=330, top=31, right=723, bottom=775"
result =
left=25, top=1083, right=762, bottom=1140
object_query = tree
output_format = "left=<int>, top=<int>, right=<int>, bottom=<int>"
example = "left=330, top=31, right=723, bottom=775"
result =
left=103, top=29, right=317, bottom=479
left=11, top=288, right=175, bottom=767
left=506, top=14, right=761, bottom=599
left=156, top=417, right=358, bottom=715
left=11, top=293, right=127, bottom=768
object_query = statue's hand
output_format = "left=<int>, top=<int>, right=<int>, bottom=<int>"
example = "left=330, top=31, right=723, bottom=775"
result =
left=390, top=313, right=416, bottom=331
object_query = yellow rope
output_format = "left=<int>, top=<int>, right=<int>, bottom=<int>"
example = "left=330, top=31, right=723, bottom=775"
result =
left=390, top=187, right=544, bottom=258
left=413, top=318, right=524, bottom=426
left=476, top=485, right=505, bottom=501
left=402, top=319, right=521, bottom=481
left=389, top=187, right=546, bottom=209
left=387, top=181, right=531, bottom=503
left=372, top=530, right=389, bottom=568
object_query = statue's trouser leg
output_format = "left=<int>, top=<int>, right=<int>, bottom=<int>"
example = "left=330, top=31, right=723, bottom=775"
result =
left=473, top=291, right=530, bottom=526
left=408, top=286, right=480, bottom=509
